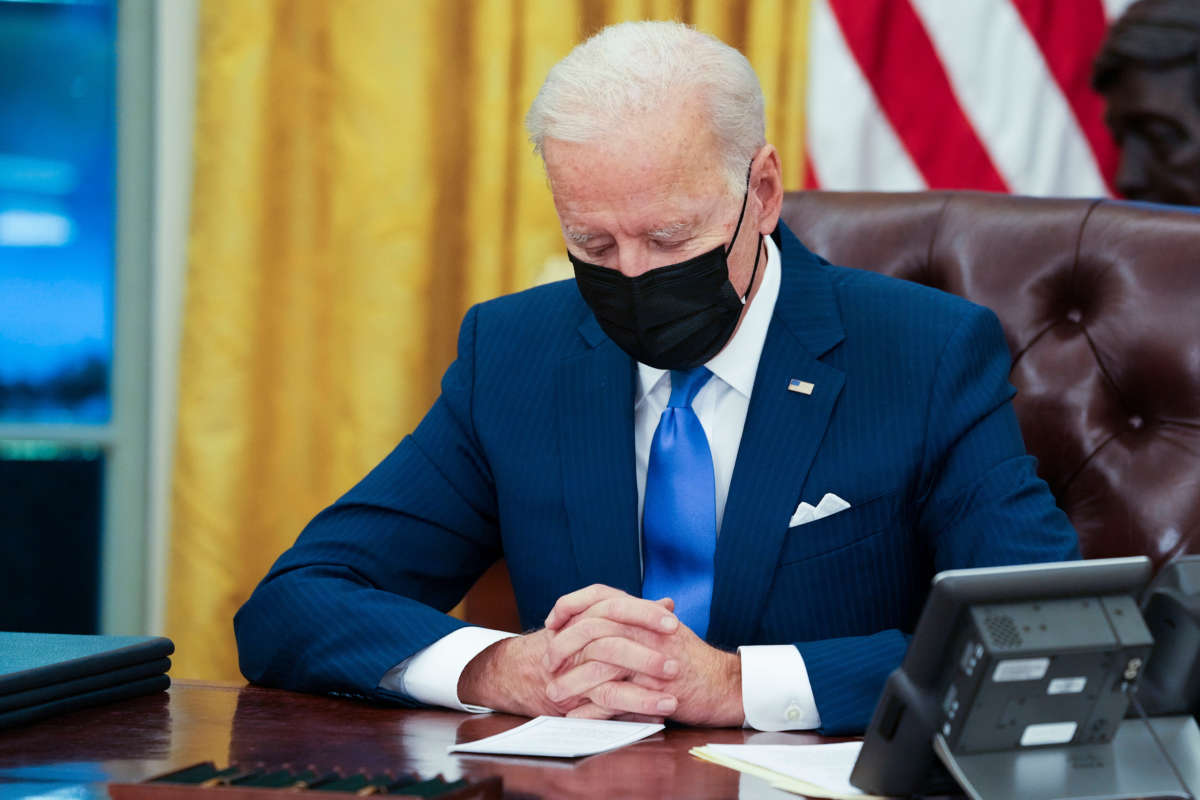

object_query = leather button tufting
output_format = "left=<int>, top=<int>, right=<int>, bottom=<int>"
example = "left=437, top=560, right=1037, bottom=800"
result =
left=776, top=190, right=1200, bottom=574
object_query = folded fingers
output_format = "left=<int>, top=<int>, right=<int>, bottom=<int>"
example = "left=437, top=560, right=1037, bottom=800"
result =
left=581, top=680, right=677, bottom=717
left=545, top=618, right=677, bottom=675
left=545, top=586, right=677, bottom=633
left=544, top=584, right=628, bottom=631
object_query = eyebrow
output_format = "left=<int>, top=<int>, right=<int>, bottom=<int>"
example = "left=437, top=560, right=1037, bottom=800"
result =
left=564, top=229, right=593, bottom=244
left=647, top=220, right=694, bottom=240
left=563, top=219, right=696, bottom=245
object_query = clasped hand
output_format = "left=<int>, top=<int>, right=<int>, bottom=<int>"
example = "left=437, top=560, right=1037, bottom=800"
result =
left=542, top=585, right=743, bottom=726
left=458, top=584, right=743, bottom=726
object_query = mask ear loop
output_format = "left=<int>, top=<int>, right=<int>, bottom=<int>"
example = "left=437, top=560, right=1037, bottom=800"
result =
left=725, top=162, right=762, bottom=304
left=740, top=235, right=764, bottom=304
left=724, top=163, right=753, bottom=258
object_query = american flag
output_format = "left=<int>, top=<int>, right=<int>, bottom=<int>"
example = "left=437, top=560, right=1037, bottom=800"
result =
left=803, top=0, right=1137, bottom=196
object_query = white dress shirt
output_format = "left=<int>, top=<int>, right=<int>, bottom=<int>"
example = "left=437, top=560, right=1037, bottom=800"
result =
left=381, top=234, right=821, bottom=731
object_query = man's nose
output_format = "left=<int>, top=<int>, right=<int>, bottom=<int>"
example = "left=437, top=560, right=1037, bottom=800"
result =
left=1115, top=137, right=1151, bottom=200
left=615, top=246, right=657, bottom=278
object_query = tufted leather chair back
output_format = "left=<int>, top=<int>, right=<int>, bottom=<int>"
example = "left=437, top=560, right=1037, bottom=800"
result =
left=780, top=190, right=1200, bottom=569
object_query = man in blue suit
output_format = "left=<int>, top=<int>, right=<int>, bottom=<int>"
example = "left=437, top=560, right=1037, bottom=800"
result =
left=235, top=21, right=1078, bottom=735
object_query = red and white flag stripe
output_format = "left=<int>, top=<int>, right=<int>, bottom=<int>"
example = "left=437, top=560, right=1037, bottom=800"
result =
left=805, top=0, right=1138, bottom=196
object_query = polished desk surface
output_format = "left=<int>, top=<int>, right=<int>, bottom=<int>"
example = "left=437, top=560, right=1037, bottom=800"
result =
left=0, top=680, right=842, bottom=799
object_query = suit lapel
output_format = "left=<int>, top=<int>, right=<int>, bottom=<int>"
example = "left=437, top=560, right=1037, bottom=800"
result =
left=707, top=226, right=847, bottom=649
left=556, top=318, right=643, bottom=596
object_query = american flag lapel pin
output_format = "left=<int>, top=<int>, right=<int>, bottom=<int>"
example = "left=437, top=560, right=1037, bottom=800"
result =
left=788, top=378, right=815, bottom=395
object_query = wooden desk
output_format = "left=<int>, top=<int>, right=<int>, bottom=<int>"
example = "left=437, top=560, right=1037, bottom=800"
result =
left=0, top=680, right=840, bottom=799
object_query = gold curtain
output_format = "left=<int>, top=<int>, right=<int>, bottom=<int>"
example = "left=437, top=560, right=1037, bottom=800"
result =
left=169, top=0, right=811, bottom=682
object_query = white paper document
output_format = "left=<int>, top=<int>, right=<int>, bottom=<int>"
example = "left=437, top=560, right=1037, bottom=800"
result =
left=691, top=741, right=894, bottom=799
left=448, top=715, right=664, bottom=758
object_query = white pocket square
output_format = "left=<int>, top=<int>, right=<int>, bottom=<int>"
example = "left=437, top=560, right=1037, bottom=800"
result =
left=789, top=493, right=851, bottom=527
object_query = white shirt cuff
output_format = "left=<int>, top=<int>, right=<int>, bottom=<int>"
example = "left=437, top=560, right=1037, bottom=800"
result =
left=378, top=627, right=517, bottom=713
left=738, top=644, right=822, bottom=731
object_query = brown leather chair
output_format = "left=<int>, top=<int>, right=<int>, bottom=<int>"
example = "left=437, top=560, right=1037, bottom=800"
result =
left=779, top=190, right=1200, bottom=569
left=465, top=190, right=1200, bottom=629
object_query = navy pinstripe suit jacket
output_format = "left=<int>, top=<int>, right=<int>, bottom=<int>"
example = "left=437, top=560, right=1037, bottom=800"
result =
left=234, top=222, right=1079, bottom=735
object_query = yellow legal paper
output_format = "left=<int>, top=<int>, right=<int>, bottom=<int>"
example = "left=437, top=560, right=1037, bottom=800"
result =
left=690, top=742, right=896, bottom=799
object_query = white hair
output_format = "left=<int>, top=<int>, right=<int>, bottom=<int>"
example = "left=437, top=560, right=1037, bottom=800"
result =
left=525, top=20, right=766, bottom=196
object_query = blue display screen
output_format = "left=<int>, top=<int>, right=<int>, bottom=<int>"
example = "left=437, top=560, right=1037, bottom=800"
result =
left=0, top=0, right=116, bottom=424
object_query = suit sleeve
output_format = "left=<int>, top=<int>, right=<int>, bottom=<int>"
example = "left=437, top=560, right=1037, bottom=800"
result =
left=795, top=304, right=1080, bottom=735
left=233, top=305, right=502, bottom=705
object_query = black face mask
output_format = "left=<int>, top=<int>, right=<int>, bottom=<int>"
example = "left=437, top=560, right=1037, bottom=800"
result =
left=569, top=184, right=763, bottom=370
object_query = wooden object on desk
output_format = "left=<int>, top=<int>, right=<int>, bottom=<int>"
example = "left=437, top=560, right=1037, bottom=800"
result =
left=108, top=761, right=501, bottom=800
left=0, top=680, right=841, bottom=799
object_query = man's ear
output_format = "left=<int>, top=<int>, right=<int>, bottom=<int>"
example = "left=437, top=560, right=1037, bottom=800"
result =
left=752, top=144, right=783, bottom=235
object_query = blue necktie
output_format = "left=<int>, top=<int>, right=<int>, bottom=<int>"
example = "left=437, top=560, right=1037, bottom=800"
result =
left=642, top=367, right=717, bottom=637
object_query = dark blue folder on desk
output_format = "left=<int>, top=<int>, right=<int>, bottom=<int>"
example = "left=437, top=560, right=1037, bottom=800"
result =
left=0, top=632, right=174, bottom=728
